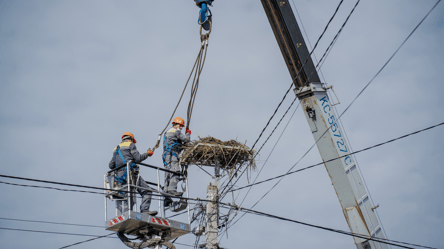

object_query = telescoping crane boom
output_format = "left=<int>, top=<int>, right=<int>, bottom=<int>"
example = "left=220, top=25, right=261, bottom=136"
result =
left=261, top=1, right=388, bottom=249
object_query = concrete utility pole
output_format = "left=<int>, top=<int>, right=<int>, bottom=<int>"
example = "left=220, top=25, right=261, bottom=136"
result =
left=205, top=163, right=220, bottom=249
left=261, top=1, right=388, bottom=248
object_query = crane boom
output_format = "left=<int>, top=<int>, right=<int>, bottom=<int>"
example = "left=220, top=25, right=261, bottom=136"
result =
left=261, top=0, right=320, bottom=87
left=261, top=1, right=388, bottom=248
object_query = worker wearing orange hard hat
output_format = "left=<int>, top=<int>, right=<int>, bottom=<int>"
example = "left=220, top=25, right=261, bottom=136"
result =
left=163, top=117, right=191, bottom=198
left=109, top=132, right=157, bottom=216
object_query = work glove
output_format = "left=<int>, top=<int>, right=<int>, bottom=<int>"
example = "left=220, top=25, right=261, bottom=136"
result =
left=186, top=129, right=192, bottom=135
left=147, top=149, right=154, bottom=157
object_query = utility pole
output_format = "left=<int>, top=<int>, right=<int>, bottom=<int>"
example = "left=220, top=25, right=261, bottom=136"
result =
left=261, top=1, right=388, bottom=248
left=205, top=162, right=220, bottom=249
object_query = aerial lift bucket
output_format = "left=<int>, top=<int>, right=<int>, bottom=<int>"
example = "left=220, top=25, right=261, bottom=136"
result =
left=104, top=161, right=191, bottom=249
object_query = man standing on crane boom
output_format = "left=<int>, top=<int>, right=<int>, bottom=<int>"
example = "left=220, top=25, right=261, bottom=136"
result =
left=109, top=132, right=158, bottom=216
left=163, top=117, right=191, bottom=198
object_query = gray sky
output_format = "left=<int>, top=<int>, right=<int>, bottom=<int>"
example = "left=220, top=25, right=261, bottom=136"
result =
left=0, top=0, right=443, bottom=248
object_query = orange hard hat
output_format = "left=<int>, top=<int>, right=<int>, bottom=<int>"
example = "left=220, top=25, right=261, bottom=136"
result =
left=121, top=132, right=137, bottom=143
left=172, top=117, right=185, bottom=126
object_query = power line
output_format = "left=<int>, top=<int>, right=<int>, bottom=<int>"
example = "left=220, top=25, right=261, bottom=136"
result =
left=0, top=227, right=194, bottom=249
left=220, top=0, right=364, bottom=225
left=299, top=2, right=389, bottom=244
left=0, top=180, right=167, bottom=202
left=313, top=0, right=361, bottom=70
left=220, top=100, right=299, bottom=203
left=221, top=0, right=361, bottom=197
left=333, top=0, right=441, bottom=120
left=221, top=102, right=300, bottom=201
left=233, top=208, right=437, bottom=249
left=255, top=99, right=299, bottom=157
left=252, top=0, right=362, bottom=175
left=59, top=233, right=115, bottom=249
left=0, top=174, right=212, bottom=207
left=250, top=0, right=345, bottom=151
left=0, top=175, right=174, bottom=201
left=58, top=206, right=202, bottom=249
left=0, top=227, right=114, bottom=238
left=58, top=233, right=194, bottom=249
left=0, top=178, right=433, bottom=249
left=217, top=202, right=434, bottom=249
left=0, top=180, right=104, bottom=195
left=224, top=0, right=441, bottom=228
left=219, top=102, right=300, bottom=240
left=0, top=217, right=104, bottom=229
left=228, top=121, right=444, bottom=192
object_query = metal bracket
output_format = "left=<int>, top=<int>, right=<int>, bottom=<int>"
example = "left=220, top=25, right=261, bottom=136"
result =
left=294, top=82, right=326, bottom=99
left=371, top=204, right=380, bottom=211
left=325, top=85, right=341, bottom=106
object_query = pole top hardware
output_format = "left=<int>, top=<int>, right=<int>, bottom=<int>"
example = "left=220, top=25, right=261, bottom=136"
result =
left=294, top=82, right=326, bottom=99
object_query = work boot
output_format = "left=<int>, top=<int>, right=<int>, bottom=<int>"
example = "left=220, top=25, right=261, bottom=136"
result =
left=168, top=190, right=183, bottom=196
left=142, top=210, right=158, bottom=216
left=164, top=197, right=173, bottom=207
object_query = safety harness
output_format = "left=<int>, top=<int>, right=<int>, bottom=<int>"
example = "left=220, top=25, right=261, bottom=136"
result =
left=114, top=145, right=136, bottom=184
left=162, top=134, right=180, bottom=167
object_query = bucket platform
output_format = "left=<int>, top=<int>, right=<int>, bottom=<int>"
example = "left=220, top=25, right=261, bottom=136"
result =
left=106, top=211, right=190, bottom=240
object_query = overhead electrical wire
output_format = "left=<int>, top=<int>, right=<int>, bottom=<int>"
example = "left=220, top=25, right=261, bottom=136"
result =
left=0, top=172, right=436, bottom=249
left=250, top=0, right=345, bottom=151
left=254, top=100, right=299, bottom=157
left=223, top=0, right=362, bottom=231
left=252, top=0, right=361, bottom=159
left=216, top=202, right=433, bottom=249
left=240, top=0, right=442, bottom=192
left=0, top=180, right=105, bottom=195
left=59, top=233, right=116, bottom=249
left=0, top=227, right=114, bottom=238
left=219, top=0, right=364, bottom=229
left=232, top=208, right=437, bottom=249
left=290, top=0, right=393, bottom=244
left=58, top=233, right=194, bottom=249
left=0, top=174, right=173, bottom=200
left=218, top=103, right=300, bottom=241
left=0, top=217, right=104, bottom=229
left=221, top=0, right=350, bottom=196
left=57, top=210, right=201, bottom=249
left=3, top=3, right=442, bottom=248
left=221, top=0, right=362, bottom=196
left=228, top=121, right=444, bottom=192
left=219, top=100, right=300, bottom=202
left=0, top=227, right=193, bottom=249
left=222, top=0, right=345, bottom=205
left=221, top=102, right=300, bottom=200
left=0, top=180, right=170, bottom=203
left=0, top=174, right=219, bottom=206
left=314, top=0, right=361, bottom=70
left=222, top=0, right=441, bottom=219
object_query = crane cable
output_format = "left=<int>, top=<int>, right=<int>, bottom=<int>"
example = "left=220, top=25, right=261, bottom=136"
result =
left=150, top=23, right=212, bottom=152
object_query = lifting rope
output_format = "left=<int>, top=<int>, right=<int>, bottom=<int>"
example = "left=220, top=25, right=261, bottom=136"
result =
left=150, top=22, right=212, bottom=152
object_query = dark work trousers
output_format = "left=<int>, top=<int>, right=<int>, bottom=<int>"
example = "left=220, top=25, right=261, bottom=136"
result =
left=163, top=154, right=181, bottom=193
left=116, top=172, right=156, bottom=215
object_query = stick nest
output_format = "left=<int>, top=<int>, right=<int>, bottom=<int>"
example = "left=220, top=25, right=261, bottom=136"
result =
left=181, top=137, right=256, bottom=178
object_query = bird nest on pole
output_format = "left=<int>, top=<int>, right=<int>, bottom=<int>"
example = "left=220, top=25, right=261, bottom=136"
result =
left=180, top=137, right=256, bottom=178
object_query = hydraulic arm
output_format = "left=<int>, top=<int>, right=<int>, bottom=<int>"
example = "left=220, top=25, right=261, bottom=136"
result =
left=261, top=1, right=388, bottom=248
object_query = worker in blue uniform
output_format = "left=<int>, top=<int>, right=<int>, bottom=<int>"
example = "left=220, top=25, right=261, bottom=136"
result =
left=109, top=132, right=158, bottom=216
left=163, top=117, right=191, bottom=198
left=195, top=0, right=214, bottom=31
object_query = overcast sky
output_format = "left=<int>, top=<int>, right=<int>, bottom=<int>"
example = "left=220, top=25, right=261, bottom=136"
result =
left=0, top=0, right=443, bottom=249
